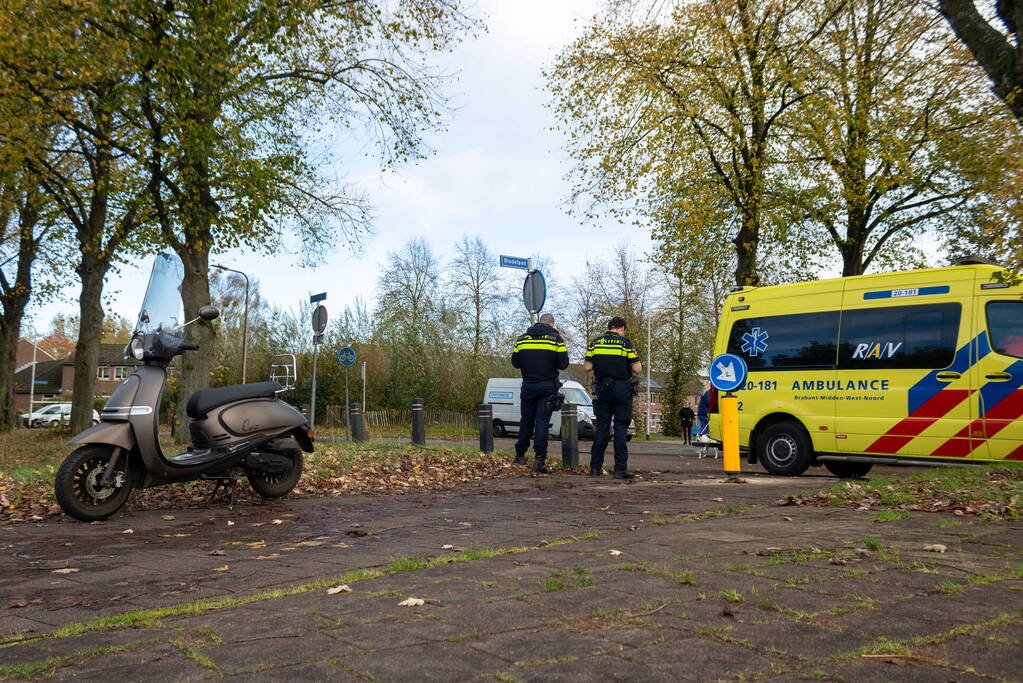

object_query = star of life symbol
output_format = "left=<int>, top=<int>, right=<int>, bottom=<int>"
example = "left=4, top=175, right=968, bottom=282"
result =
left=740, top=327, right=769, bottom=357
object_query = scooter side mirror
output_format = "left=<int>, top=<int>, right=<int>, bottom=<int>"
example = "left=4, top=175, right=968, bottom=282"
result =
left=198, top=306, right=220, bottom=321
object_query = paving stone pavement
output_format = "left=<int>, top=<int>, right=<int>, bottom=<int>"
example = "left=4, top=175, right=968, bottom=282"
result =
left=1, top=443, right=1021, bottom=681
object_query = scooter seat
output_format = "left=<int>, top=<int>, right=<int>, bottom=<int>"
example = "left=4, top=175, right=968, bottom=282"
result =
left=186, top=381, right=284, bottom=419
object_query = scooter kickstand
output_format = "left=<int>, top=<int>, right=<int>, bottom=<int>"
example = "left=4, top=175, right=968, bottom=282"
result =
left=227, top=477, right=237, bottom=511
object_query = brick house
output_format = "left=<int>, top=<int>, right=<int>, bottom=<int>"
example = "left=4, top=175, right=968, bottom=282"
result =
left=12, top=342, right=140, bottom=411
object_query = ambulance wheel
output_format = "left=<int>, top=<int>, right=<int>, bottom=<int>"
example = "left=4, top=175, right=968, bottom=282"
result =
left=493, top=420, right=507, bottom=438
left=824, top=462, right=872, bottom=479
left=758, top=422, right=813, bottom=476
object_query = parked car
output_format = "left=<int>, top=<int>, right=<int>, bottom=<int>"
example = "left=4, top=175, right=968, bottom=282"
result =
left=20, top=403, right=99, bottom=428
left=484, top=378, right=634, bottom=440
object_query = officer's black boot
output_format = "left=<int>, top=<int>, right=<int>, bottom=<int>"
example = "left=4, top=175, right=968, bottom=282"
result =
left=532, top=455, right=553, bottom=474
left=513, top=452, right=526, bottom=465
left=613, top=470, right=635, bottom=480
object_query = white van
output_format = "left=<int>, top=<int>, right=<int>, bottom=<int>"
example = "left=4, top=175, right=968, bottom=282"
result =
left=484, top=378, right=600, bottom=439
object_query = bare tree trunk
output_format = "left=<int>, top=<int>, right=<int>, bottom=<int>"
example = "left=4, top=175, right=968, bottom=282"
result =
left=937, top=0, right=1023, bottom=123
left=0, top=308, right=24, bottom=430
left=733, top=207, right=761, bottom=286
left=69, top=261, right=105, bottom=433
left=0, top=193, right=41, bottom=430
left=173, top=244, right=214, bottom=444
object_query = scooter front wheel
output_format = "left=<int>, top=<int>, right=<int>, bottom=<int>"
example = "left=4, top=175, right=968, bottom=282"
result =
left=54, top=445, right=133, bottom=521
left=248, top=451, right=303, bottom=499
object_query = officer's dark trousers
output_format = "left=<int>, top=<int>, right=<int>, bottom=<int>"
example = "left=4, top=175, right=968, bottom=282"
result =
left=590, top=381, right=633, bottom=472
left=682, top=421, right=693, bottom=445
left=516, top=381, right=556, bottom=458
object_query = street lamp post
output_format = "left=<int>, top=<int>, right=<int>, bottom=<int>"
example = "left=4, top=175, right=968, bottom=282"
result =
left=645, top=307, right=676, bottom=440
left=212, top=264, right=249, bottom=384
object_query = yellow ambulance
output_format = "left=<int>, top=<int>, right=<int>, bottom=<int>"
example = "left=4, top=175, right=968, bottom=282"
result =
left=708, top=259, right=1023, bottom=477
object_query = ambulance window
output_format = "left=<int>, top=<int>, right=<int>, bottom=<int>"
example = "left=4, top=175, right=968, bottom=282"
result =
left=727, top=311, right=839, bottom=370
left=838, top=303, right=960, bottom=369
left=987, top=301, right=1023, bottom=358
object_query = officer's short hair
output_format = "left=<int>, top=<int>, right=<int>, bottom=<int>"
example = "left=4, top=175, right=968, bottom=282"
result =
left=607, top=316, right=627, bottom=331
left=539, top=313, right=555, bottom=325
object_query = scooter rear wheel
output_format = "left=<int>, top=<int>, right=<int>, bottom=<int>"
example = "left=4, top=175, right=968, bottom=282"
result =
left=54, top=445, right=133, bottom=521
left=248, top=451, right=303, bottom=499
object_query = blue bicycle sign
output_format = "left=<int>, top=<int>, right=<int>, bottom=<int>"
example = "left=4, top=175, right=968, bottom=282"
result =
left=337, top=346, right=357, bottom=367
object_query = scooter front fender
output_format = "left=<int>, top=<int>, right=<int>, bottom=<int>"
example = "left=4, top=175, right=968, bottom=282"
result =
left=67, top=421, right=136, bottom=451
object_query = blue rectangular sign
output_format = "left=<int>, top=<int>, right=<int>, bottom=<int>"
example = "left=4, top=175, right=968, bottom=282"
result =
left=863, top=286, right=950, bottom=300
left=500, top=255, right=529, bottom=270
left=309, top=292, right=327, bottom=303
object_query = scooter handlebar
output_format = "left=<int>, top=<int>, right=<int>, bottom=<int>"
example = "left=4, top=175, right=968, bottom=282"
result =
left=181, top=344, right=200, bottom=351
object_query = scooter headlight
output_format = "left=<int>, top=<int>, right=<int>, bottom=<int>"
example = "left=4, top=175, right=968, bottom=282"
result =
left=129, top=335, right=145, bottom=360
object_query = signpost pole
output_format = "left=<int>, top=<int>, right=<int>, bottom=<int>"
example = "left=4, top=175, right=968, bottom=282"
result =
left=28, top=338, right=37, bottom=421
left=527, top=258, right=536, bottom=324
left=308, top=293, right=328, bottom=435
left=709, top=352, right=747, bottom=479
left=646, top=315, right=652, bottom=440
left=344, top=366, right=350, bottom=441
left=310, top=347, right=318, bottom=432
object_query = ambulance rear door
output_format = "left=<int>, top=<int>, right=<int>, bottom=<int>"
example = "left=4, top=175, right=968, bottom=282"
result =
left=973, top=286, right=1023, bottom=461
left=836, top=270, right=976, bottom=458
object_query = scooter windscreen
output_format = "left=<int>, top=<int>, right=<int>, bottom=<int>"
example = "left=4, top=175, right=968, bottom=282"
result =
left=126, top=253, right=185, bottom=361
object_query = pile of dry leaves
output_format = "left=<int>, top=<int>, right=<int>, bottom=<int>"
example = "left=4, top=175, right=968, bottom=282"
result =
left=780, top=465, right=1023, bottom=519
left=1, top=445, right=523, bottom=523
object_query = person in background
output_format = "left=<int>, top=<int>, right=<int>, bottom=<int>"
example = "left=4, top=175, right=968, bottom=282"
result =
left=679, top=404, right=695, bottom=445
left=510, top=313, right=569, bottom=473
left=697, top=388, right=710, bottom=438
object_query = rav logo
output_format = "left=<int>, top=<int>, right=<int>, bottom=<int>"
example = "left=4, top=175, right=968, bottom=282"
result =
left=851, top=341, right=903, bottom=359
left=242, top=418, right=261, bottom=432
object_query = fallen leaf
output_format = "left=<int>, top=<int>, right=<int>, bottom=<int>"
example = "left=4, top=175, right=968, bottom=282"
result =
left=161, top=515, right=175, bottom=521
left=712, top=497, right=724, bottom=503
left=327, top=585, right=352, bottom=595
left=52, top=568, right=79, bottom=574
left=255, top=554, right=280, bottom=560
left=608, top=549, right=623, bottom=556
left=6, top=600, right=28, bottom=609
left=247, top=540, right=266, bottom=548
left=208, top=550, right=225, bottom=556
left=398, top=597, right=425, bottom=607
left=122, top=529, right=133, bottom=534
left=272, top=519, right=284, bottom=525
left=783, top=516, right=793, bottom=521
left=226, top=521, right=235, bottom=527
left=212, top=565, right=230, bottom=572
left=829, top=557, right=848, bottom=566
left=441, top=544, right=455, bottom=550
left=923, top=544, right=947, bottom=553
left=295, top=541, right=322, bottom=547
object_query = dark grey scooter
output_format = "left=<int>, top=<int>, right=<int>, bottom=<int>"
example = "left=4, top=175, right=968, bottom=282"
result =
left=54, top=256, right=313, bottom=521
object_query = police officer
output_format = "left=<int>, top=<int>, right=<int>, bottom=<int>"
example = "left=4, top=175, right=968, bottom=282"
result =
left=511, top=312, right=569, bottom=473
left=585, top=316, right=642, bottom=479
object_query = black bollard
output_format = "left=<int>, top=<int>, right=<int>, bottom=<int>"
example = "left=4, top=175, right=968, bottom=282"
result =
left=561, top=403, right=579, bottom=469
left=349, top=402, right=367, bottom=442
left=411, top=397, right=426, bottom=445
left=478, top=403, right=494, bottom=454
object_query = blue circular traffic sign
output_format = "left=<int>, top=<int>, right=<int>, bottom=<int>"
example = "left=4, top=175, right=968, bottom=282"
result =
left=709, top=353, right=748, bottom=393
left=337, top=346, right=356, bottom=367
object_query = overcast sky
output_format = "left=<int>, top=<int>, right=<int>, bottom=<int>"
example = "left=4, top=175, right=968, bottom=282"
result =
left=27, top=0, right=655, bottom=335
